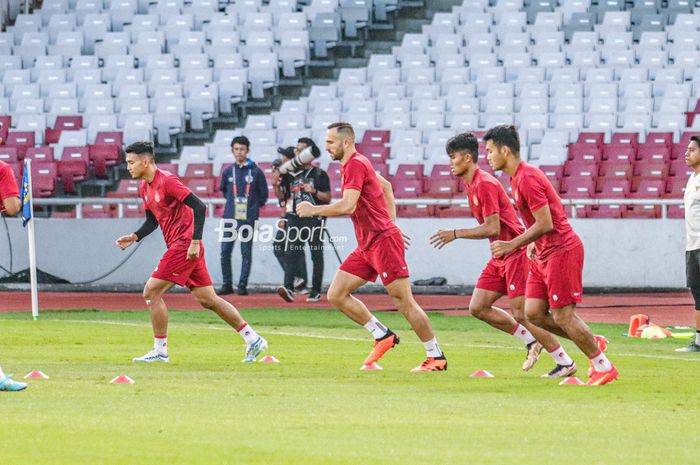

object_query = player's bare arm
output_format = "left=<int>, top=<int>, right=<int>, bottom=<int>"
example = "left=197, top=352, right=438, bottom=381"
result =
left=376, top=174, right=396, bottom=222
left=431, top=213, right=501, bottom=250
left=296, top=188, right=360, bottom=217
left=2, top=196, right=20, bottom=216
left=116, top=233, right=137, bottom=250
left=491, top=205, right=553, bottom=257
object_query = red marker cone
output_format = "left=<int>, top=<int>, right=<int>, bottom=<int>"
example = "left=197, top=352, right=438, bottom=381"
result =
left=259, top=356, right=279, bottom=363
left=360, top=362, right=383, bottom=371
left=470, top=370, right=495, bottom=378
left=24, top=370, right=49, bottom=379
left=110, top=375, right=135, bottom=384
left=559, top=377, right=584, bottom=385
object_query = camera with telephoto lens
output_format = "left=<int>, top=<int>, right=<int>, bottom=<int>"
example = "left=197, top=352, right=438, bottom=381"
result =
left=278, top=145, right=321, bottom=175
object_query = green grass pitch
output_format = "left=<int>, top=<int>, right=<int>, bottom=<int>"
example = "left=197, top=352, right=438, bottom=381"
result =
left=0, top=308, right=698, bottom=465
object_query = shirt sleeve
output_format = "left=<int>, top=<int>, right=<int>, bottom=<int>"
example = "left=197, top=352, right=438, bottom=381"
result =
left=316, top=169, right=331, bottom=193
left=341, top=159, right=366, bottom=192
left=519, top=172, right=549, bottom=212
left=256, top=167, right=269, bottom=206
left=219, top=167, right=229, bottom=194
left=0, top=163, right=19, bottom=202
left=164, top=174, right=192, bottom=202
left=478, top=181, right=501, bottom=218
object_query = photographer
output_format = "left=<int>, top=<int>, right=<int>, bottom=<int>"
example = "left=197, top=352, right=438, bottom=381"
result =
left=275, top=138, right=331, bottom=302
left=271, top=147, right=308, bottom=291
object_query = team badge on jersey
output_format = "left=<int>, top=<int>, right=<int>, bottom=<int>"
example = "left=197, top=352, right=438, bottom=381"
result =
left=155, top=192, right=161, bottom=203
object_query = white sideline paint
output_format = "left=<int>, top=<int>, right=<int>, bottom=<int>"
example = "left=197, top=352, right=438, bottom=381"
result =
left=66, top=319, right=700, bottom=363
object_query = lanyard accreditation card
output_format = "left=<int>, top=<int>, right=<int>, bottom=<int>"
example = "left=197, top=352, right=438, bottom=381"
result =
left=232, top=166, right=253, bottom=221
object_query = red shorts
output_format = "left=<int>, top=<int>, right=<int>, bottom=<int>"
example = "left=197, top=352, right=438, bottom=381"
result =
left=151, top=245, right=213, bottom=289
left=476, top=250, right=529, bottom=299
left=526, top=243, right=584, bottom=309
left=340, top=230, right=409, bottom=286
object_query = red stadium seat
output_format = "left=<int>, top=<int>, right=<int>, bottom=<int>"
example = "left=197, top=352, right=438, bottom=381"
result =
left=603, top=144, right=636, bottom=162
left=667, top=204, right=685, bottom=218
left=5, top=131, right=35, bottom=159
left=0, top=115, right=11, bottom=141
left=564, top=160, right=598, bottom=177
left=679, top=132, right=700, bottom=147
left=57, top=146, right=90, bottom=194
left=183, top=163, right=214, bottom=179
left=89, top=144, right=121, bottom=178
left=645, top=132, right=673, bottom=146
left=94, top=131, right=123, bottom=146
left=0, top=146, right=19, bottom=163
left=672, top=142, right=688, bottom=160
left=120, top=203, right=146, bottom=218
left=562, top=204, right=587, bottom=218
left=82, top=203, right=112, bottom=218
left=394, top=164, right=424, bottom=180
left=397, top=204, right=435, bottom=217
left=158, top=162, right=178, bottom=174
left=391, top=179, right=423, bottom=198
left=576, top=132, right=604, bottom=147
left=372, top=163, right=388, bottom=178
left=622, top=204, right=661, bottom=219
left=45, top=116, right=83, bottom=144
left=561, top=176, right=595, bottom=198
left=568, top=144, right=602, bottom=162
left=434, top=204, right=472, bottom=217
left=670, top=158, right=692, bottom=177
left=30, top=161, right=58, bottom=197
left=423, top=178, right=459, bottom=198
left=51, top=209, right=77, bottom=218
left=361, top=130, right=390, bottom=146
left=25, top=146, right=54, bottom=163
left=598, top=161, right=633, bottom=179
left=665, top=176, right=686, bottom=198
left=586, top=205, right=623, bottom=218
left=686, top=100, right=700, bottom=127
left=538, top=165, right=564, bottom=181
left=636, top=145, right=671, bottom=162
left=629, top=178, right=664, bottom=198
left=185, top=178, right=215, bottom=196
left=610, top=132, right=640, bottom=148
left=595, top=177, right=630, bottom=198
left=634, top=161, right=668, bottom=178
left=108, top=179, right=141, bottom=198
left=357, top=144, right=389, bottom=162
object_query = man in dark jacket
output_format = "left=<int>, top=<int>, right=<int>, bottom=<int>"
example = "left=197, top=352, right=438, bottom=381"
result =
left=219, top=136, right=269, bottom=295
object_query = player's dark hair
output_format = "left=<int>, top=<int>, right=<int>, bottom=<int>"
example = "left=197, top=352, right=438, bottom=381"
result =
left=483, top=125, right=520, bottom=156
left=231, top=136, right=250, bottom=148
left=327, top=122, right=355, bottom=141
left=125, top=141, right=154, bottom=158
left=445, top=132, right=479, bottom=163
left=690, top=136, right=700, bottom=147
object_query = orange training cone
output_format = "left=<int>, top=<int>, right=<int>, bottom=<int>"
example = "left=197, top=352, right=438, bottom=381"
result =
left=110, top=375, right=135, bottom=384
left=24, top=370, right=49, bottom=379
left=470, top=370, right=495, bottom=378
left=559, top=377, right=584, bottom=385
left=628, top=314, right=650, bottom=337
left=360, top=363, right=383, bottom=371
left=259, top=355, right=279, bottom=363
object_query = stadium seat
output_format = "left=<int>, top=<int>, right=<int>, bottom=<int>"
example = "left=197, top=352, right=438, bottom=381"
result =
left=57, top=146, right=89, bottom=194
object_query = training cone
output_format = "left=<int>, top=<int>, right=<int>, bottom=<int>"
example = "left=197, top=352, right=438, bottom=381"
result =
left=360, top=362, right=383, bottom=371
left=24, top=370, right=49, bottom=379
left=110, top=375, right=135, bottom=384
left=259, top=355, right=279, bottom=363
left=470, top=370, right=495, bottom=378
left=559, top=377, right=584, bottom=385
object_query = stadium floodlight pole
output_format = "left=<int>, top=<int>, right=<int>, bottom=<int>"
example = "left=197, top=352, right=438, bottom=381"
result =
left=23, top=158, right=39, bottom=320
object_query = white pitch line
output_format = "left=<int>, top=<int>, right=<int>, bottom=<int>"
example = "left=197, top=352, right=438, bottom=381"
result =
left=66, top=319, right=700, bottom=363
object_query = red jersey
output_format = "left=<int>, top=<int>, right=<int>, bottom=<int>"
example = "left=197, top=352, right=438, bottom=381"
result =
left=140, top=168, right=195, bottom=249
left=510, top=161, right=582, bottom=261
left=466, top=168, right=525, bottom=260
left=341, top=151, right=397, bottom=250
left=0, top=160, right=19, bottom=214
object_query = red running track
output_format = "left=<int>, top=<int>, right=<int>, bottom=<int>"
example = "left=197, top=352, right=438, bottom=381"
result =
left=0, top=291, right=695, bottom=326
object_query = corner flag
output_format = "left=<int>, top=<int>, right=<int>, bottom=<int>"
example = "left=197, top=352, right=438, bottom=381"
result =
left=20, top=159, right=31, bottom=226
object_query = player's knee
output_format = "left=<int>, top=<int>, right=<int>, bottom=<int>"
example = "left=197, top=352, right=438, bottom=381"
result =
left=551, top=309, right=573, bottom=327
left=142, top=287, right=159, bottom=305
left=525, top=307, right=545, bottom=326
left=327, top=287, right=346, bottom=307
left=468, top=303, right=486, bottom=319
left=196, top=295, right=218, bottom=309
